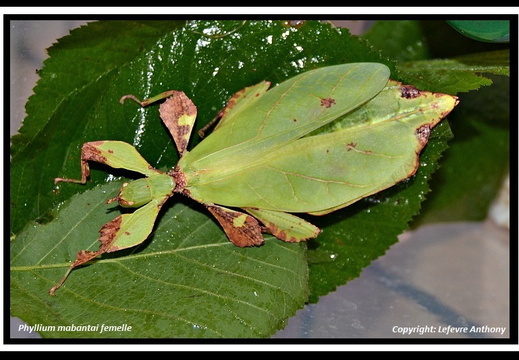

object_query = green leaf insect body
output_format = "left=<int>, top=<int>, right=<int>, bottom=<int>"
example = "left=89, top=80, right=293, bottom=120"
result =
left=50, top=63, right=458, bottom=294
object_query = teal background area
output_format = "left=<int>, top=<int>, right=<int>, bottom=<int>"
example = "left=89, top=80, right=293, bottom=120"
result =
left=447, top=20, right=510, bottom=42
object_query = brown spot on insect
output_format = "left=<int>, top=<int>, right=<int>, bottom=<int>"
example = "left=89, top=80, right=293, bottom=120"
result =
left=262, top=226, right=295, bottom=243
left=98, top=216, right=123, bottom=249
left=274, top=229, right=300, bottom=243
left=107, top=194, right=136, bottom=207
left=125, top=231, right=131, bottom=236
left=292, top=118, right=298, bottom=122
left=217, top=87, right=248, bottom=115
left=415, top=124, right=431, bottom=147
left=106, top=196, right=118, bottom=204
left=347, top=142, right=372, bottom=155
left=82, top=142, right=108, bottom=164
left=170, top=166, right=188, bottom=193
left=54, top=141, right=112, bottom=185
left=401, top=85, right=421, bottom=99
left=320, top=97, right=336, bottom=108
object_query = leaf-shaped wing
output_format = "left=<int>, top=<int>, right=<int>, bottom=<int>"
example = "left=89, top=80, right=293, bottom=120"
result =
left=179, top=63, right=390, bottom=174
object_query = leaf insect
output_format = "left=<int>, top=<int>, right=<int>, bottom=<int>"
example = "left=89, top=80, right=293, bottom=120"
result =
left=49, top=63, right=458, bottom=294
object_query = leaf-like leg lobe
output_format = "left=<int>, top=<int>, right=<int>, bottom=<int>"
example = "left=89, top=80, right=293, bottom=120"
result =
left=206, top=204, right=264, bottom=247
left=159, top=91, right=197, bottom=156
left=49, top=196, right=168, bottom=295
left=245, top=208, right=321, bottom=243
left=54, top=141, right=160, bottom=185
left=48, top=215, right=123, bottom=295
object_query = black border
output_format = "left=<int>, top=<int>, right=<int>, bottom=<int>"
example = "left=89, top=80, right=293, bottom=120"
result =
left=5, top=10, right=518, bottom=349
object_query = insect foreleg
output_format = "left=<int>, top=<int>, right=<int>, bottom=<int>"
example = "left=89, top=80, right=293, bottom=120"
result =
left=55, top=141, right=160, bottom=185
left=54, top=142, right=104, bottom=184
left=119, top=90, right=179, bottom=107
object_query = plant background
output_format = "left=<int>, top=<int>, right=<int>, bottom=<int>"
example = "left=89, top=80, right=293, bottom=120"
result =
left=9, top=19, right=510, bottom=339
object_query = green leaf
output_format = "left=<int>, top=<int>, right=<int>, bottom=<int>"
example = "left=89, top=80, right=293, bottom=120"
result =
left=11, top=180, right=308, bottom=338
left=396, top=49, right=510, bottom=94
left=363, top=21, right=510, bottom=94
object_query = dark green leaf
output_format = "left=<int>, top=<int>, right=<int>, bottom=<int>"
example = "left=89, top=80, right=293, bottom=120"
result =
left=362, top=20, right=431, bottom=62
left=363, top=20, right=510, bottom=94
left=396, top=49, right=509, bottom=94
left=414, top=75, right=510, bottom=224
